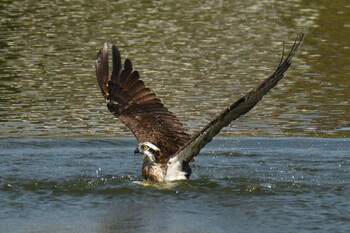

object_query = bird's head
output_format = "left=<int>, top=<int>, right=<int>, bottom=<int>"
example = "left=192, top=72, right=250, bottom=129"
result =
left=135, top=142, right=161, bottom=163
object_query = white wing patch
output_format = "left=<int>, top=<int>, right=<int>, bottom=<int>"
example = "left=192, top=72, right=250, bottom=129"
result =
left=165, top=157, right=187, bottom=181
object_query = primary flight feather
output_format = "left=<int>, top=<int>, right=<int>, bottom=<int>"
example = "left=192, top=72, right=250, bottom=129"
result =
left=95, top=34, right=304, bottom=181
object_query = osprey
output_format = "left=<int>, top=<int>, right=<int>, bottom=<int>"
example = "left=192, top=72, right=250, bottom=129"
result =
left=95, top=34, right=304, bottom=182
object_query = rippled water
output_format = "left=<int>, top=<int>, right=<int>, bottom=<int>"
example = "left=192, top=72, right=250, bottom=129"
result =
left=1, top=1, right=349, bottom=233
left=0, top=0, right=349, bottom=138
left=1, top=138, right=349, bottom=233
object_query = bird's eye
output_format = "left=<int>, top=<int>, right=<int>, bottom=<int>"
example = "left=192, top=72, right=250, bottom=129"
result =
left=142, top=145, right=149, bottom=150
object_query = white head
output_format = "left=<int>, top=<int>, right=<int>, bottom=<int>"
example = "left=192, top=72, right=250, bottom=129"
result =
left=136, top=142, right=161, bottom=163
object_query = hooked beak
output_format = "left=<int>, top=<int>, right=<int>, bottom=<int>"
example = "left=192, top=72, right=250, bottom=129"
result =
left=134, top=147, right=140, bottom=154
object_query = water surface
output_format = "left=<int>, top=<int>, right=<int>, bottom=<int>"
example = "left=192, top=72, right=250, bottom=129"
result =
left=0, top=0, right=349, bottom=138
left=0, top=1, right=349, bottom=233
left=1, top=137, right=349, bottom=233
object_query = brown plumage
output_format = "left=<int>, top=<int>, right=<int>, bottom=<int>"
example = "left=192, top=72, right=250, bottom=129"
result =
left=96, top=44, right=190, bottom=158
left=95, top=34, right=304, bottom=181
left=142, top=161, right=165, bottom=181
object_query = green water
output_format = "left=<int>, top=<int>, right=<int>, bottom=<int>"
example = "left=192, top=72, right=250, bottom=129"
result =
left=1, top=1, right=350, bottom=232
left=0, top=0, right=349, bottom=138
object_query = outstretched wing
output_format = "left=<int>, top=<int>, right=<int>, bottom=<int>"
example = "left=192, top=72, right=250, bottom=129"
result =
left=96, top=44, right=191, bottom=156
left=172, top=34, right=304, bottom=164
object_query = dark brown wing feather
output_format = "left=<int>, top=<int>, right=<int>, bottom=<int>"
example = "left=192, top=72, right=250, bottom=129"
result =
left=173, top=34, right=304, bottom=164
left=96, top=44, right=191, bottom=156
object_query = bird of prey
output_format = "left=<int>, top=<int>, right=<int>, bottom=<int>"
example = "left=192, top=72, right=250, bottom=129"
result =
left=95, top=34, right=304, bottom=182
